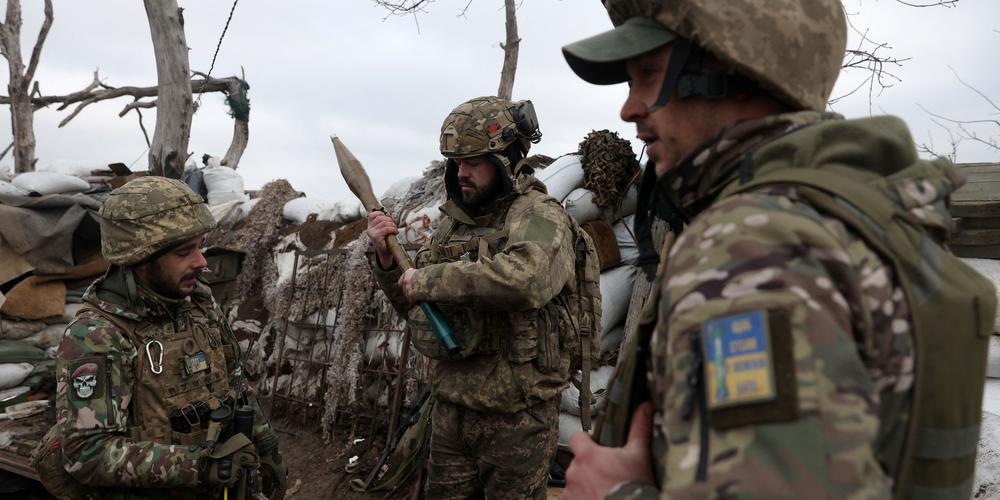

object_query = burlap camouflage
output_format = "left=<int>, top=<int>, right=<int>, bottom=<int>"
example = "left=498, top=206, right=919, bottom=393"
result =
left=600, top=0, right=846, bottom=111
left=42, top=268, right=277, bottom=497
left=427, top=399, right=558, bottom=500
left=601, top=112, right=985, bottom=498
left=99, top=176, right=215, bottom=266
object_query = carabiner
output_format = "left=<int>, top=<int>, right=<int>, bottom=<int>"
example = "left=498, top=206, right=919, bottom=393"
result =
left=145, top=340, right=164, bottom=375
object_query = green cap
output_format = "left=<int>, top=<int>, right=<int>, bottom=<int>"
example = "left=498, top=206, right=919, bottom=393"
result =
left=562, top=17, right=678, bottom=85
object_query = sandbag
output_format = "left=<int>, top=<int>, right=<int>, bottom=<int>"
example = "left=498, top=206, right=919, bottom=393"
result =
left=0, top=363, right=34, bottom=389
left=11, top=171, right=90, bottom=195
left=558, top=412, right=584, bottom=451
left=0, top=163, right=12, bottom=182
left=0, top=340, right=46, bottom=363
left=320, top=200, right=366, bottom=225
left=203, top=166, right=248, bottom=206
left=600, top=264, right=636, bottom=337
left=22, top=324, right=66, bottom=349
left=283, top=198, right=365, bottom=225
left=602, top=324, right=624, bottom=357
left=537, top=154, right=583, bottom=202
left=564, top=186, right=639, bottom=224
left=560, top=365, right=615, bottom=416
left=614, top=215, right=639, bottom=266
left=0, top=276, right=66, bottom=320
left=962, top=258, right=1000, bottom=334
left=0, top=319, right=46, bottom=340
left=0, top=180, right=27, bottom=197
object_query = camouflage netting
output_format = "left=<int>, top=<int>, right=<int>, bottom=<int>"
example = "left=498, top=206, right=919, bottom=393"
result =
left=579, top=129, right=640, bottom=210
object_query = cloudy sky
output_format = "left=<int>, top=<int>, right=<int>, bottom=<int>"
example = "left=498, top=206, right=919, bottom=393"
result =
left=2, top=1, right=999, bottom=201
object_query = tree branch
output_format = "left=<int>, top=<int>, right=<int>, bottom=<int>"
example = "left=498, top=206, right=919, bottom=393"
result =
left=22, top=0, right=51, bottom=84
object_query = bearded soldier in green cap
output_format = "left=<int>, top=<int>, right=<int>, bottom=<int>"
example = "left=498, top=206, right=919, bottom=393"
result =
left=561, top=1, right=995, bottom=499
left=367, top=96, right=601, bottom=499
left=33, top=177, right=287, bottom=499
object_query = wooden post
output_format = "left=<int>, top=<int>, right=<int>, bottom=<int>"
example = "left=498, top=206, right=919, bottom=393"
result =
left=143, top=0, right=191, bottom=179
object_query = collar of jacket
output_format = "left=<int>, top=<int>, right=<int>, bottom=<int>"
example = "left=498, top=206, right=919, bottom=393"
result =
left=85, top=265, right=193, bottom=321
left=662, top=110, right=835, bottom=221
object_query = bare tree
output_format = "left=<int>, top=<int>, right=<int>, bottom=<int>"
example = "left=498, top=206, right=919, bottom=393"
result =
left=0, top=0, right=52, bottom=174
left=917, top=67, right=1000, bottom=159
left=143, top=0, right=192, bottom=179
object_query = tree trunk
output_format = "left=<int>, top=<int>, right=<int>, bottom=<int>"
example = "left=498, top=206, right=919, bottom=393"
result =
left=496, top=0, right=519, bottom=100
left=143, top=0, right=191, bottom=179
left=1, top=0, right=51, bottom=174
left=222, top=118, right=248, bottom=169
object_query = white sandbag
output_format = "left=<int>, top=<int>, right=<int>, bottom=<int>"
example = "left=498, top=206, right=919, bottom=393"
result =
left=382, top=176, right=421, bottom=201
left=602, top=324, right=624, bottom=357
left=564, top=188, right=601, bottom=224
left=600, top=264, right=636, bottom=337
left=962, top=258, right=1000, bottom=334
left=38, top=160, right=101, bottom=178
left=22, top=324, right=66, bottom=349
left=990, top=335, right=1000, bottom=379
left=203, top=166, right=248, bottom=206
left=563, top=185, right=639, bottom=225
left=209, top=199, right=245, bottom=223
left=12, top=171, right=90, bottom=195
left=559, top=365, right=616, bottom=416
left=0, top=363, right=34, bottom=390
left=0, top=319, right=47, bottom=340
left=283, top=197, right=332, bottom=224
left=558, top=412, right=584, bottom=451
left=0, top=180, right=27, bottom=197
left=537, top=154, right=584, bottom=202
left=0, top=163, right=12, bottom=182
left=613, top=215, right=639, bottom=266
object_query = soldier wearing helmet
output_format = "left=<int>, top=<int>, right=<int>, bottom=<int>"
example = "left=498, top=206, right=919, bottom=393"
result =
left=34, top=177, right=287, bottom=499
left=367, top=96, right=599, bottom=499
left=561, top=1, right=994, bottom=499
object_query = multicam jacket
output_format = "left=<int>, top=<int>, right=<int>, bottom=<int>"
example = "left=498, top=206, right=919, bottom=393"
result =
left=375, top=172, right=578, bottom=413
left=43, top=267, right=277, bottom=496
left=612, top=112, right=980, bottom=498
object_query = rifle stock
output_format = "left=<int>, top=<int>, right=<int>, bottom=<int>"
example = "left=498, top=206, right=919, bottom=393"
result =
left=331, top=135, right=461, bottom=356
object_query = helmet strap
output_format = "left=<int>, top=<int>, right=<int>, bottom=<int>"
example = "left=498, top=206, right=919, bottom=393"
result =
left=648, top=39, right=756, bottom=113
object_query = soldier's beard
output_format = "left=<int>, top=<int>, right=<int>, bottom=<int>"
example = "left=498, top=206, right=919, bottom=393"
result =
left=460, top=176, right=503, bottom=211
left=146, top=262, right=201, bottom=299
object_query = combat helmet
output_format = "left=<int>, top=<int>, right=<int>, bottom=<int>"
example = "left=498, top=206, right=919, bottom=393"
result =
left=440, top=96, right=542, bottom=179
left=562, top=0, right=847, bottom=111
left=99, top=176, right=216, bottom=266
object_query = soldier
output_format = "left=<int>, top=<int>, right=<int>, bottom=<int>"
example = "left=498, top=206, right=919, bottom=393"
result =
left=367, top=96, right=600, bottom=499
left=32, top=177, right=287, bottom=499
left=560, top=1, right=995, bottom=499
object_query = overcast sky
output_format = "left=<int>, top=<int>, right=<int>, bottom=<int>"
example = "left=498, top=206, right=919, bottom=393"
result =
left=2, top=1, right=998, bottom=201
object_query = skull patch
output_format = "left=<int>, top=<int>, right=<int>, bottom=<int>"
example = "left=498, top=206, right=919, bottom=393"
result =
left=71, top=363, right=99, bottom=399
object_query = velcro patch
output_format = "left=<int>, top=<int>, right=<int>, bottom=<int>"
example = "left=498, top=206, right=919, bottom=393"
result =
left=702, top=310, right=776, bottom=409
left=69, top=359, right=105, bottom=401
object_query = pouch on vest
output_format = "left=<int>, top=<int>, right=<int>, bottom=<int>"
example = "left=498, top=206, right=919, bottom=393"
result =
left=727, top=162, right=996, bottom=500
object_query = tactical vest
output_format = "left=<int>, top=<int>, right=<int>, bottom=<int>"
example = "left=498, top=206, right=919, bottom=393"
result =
left=78, top=291, right=235, bottom=448
left=408, top=191, right=601, bottom=416
left=597, top=161, right=995, bottom=500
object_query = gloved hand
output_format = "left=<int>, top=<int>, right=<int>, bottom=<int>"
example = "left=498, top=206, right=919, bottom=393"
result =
left=259, top=448, right=289, bottom=500
left=200, top=433, right=259, bottom=487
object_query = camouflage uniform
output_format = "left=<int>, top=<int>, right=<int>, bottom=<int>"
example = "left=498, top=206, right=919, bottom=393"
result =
left=562, top=1, right=994, bottom=498
left=374, top=97, right=586, bottom=499
left=34, top=177, right=280, bottom=499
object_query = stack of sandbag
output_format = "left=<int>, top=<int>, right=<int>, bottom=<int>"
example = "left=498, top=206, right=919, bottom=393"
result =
left=203, top=165, right=250, bottom=206
left=541, top=131, right=643, bottom=449
left=10, top=171, right=91, bottom=196
left=0, top=339, right=54, bottom=412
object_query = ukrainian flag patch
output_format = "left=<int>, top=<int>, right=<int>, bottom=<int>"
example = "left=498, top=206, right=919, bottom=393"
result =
left=702, top=310, right=776, bottom=409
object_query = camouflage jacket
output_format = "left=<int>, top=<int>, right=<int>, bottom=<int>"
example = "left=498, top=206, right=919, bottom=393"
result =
left=50, top=267, right=277, bottom=494
left=374, top=172, right=578, bottom=413
left=609, top=112, right=962, bottom=499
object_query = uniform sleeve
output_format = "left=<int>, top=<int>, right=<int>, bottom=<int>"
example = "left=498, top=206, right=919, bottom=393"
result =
left=56, top=317, right=202, bottom=488
left=371, top=257, right=410, bottom=314
left=649, top=193, right=898, bottom=499
left=409, top=199, right=576, bottom=311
